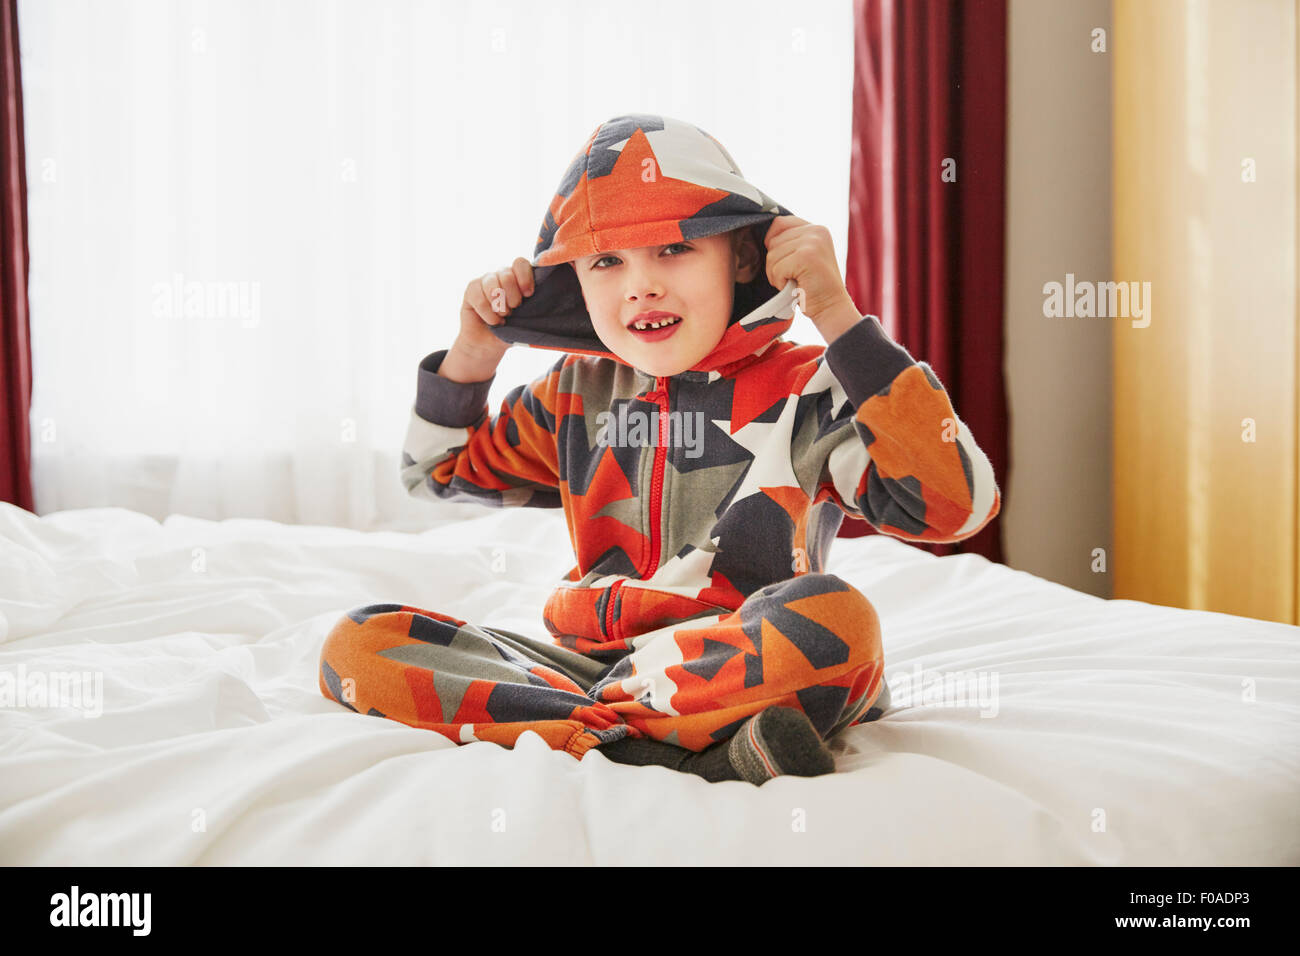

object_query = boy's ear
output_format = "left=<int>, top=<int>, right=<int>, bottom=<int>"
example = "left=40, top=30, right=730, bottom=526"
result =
left=733, top=226, right=762, bottom=284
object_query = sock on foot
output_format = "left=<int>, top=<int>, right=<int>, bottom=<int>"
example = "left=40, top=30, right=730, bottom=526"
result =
left=596, top=705, right=836, bottom=786
left=725, top=706, right=836, bottom=785
left=597, top=733, right=740, bottom=782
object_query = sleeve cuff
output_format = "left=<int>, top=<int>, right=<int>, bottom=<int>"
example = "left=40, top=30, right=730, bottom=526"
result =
left=414, top=350, right=495, bottom=427
left=823, top=315, right=918, bottom=407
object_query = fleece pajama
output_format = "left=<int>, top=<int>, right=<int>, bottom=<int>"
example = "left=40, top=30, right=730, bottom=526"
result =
left=319, top=570, right=891, bottom=758
left=317, top=113, right=999, bottom=766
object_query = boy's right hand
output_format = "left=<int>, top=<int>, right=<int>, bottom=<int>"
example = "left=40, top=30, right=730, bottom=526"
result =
left=454, top=256, right=535, bottom=361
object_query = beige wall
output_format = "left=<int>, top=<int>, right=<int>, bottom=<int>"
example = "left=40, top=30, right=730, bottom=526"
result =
left=1003, top=0, right=1114, bottom=596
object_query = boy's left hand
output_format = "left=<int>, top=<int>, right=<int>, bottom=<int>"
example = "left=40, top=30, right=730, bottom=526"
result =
left=764, top=215, right=863, bottom=344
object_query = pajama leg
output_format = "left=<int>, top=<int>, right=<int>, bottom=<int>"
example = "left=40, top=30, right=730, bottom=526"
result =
left=318, top=603, right=636, bottom=759
left=588, top=573, right=889, bottom=753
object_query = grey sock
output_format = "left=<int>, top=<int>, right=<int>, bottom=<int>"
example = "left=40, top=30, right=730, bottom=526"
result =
left=725, top=706, right=836, bottom=785
left=595, top=705, right=836, bottom=786
left=597, top=733, right=740, bottom=782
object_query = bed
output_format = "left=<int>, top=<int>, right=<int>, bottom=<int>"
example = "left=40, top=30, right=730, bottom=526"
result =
left=1, top=499, right=1296, bottom=866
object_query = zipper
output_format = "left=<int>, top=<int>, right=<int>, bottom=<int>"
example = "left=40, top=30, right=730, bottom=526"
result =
left=643, top=375, right=671, bottom=580
left=605, top=375, right=670, bottom=643
left=603, top=578, right=623, bottom=638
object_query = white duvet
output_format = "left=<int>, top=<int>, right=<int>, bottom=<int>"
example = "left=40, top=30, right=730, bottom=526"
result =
left=0, top=500, right=1296, bottom=866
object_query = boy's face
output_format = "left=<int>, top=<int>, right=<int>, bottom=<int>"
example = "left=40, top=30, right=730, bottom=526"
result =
left=573, top=228, right=761, bottom=377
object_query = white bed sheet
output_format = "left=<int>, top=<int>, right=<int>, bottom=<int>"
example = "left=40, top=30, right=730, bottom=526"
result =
left=0, top=501, right=1296, bottom=866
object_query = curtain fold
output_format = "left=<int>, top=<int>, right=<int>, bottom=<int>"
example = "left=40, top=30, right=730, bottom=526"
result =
left=842, top=0, right=1008, bottom=564
left=0, top=0, right=30, bottom=512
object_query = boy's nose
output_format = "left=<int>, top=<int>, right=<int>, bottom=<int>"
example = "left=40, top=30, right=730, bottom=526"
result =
left=623, top=265, right=665, bottom=302
left=626, top=283, right=666, bottom=304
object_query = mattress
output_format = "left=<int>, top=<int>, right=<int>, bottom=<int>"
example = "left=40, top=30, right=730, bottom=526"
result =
left=1, top=501, right=1296, bottom=865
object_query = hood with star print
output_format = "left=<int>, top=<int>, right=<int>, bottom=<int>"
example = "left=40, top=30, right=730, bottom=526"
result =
left=491, top=114, right=801, bottom=373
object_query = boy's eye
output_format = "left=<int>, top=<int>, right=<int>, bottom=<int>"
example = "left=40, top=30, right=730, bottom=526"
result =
left=591, top=243, right=690, bottom=270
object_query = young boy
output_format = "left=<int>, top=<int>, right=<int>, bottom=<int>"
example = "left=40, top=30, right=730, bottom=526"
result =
left=319, top=114, right=1001, bottom=785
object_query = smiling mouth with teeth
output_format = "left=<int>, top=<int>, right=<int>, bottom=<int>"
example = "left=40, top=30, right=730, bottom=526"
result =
left=630, top=316, right=682, bottom=331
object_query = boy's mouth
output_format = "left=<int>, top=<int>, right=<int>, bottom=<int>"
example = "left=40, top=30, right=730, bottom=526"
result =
left=627, top=312, right=682, bottom=342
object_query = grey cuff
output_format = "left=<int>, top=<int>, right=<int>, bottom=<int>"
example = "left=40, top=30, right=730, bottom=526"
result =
left=414, top=350, right=495, bottom=427
left=823, top=315, right=917, bottom=407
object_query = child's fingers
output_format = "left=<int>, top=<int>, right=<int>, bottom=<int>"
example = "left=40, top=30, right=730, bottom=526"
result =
left=466, top=278, right=505, bottom=326
left=482, top=268, right=522, bottom=317
left=495, top=267, right=525, bottom=311
left=764, top=243, right=794, bottom=292
left=465, top=259, right=532, bottom=331
left=764, top=215, right=807, bottom=248
left=476, top=271, right=515, bottom=324
left=511, top=257, right=535, bottom=297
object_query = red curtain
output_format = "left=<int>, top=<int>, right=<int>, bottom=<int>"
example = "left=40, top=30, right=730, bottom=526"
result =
left=839, top=0, right=1008, bottom=564
left=0, top=0, right=31, bottom=512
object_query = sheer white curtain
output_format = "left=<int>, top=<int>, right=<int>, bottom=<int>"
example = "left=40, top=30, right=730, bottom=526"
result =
left=19, top=0, right=853, bottom=531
